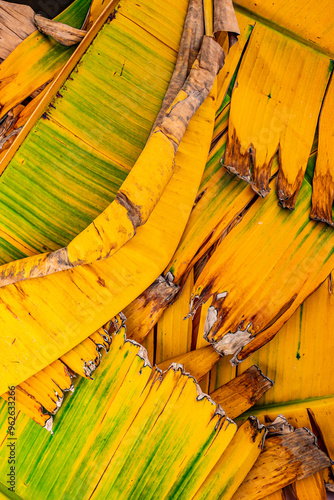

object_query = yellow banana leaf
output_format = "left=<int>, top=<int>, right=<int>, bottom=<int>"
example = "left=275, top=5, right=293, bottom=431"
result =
left=235, top=0, right=334, bottom=54
left=0, top=0, right=94, bottom=156
left=193, top=417, right=265, bottom=499
left=190, top=152, right=334, bottom=363
left=142, top=327, right=155, bottom=365
left=0, top=327, right=268, bottom=499
left=113, top=2, right=334, bottom=492
left=158, top=345, right=220, bottom=382
left=1, top=323, right=273, bottom=431
left=0, top=4, right=138, bottom=262
left=194, top=299, right=213, bottom=392
left=179, top=3, right=334, bottom=362
left=239, top=277, right=334, bottom=406
left=215, top=10, right=254, bottom=112
left=0, top=12, right=224, bottom=286
left=222, top=0, right=334, bottom=227
left=123, top=101, right=255, bottom=345
left=291, top=474, right=328, bottom=500
left=209, top=365, right=273, bottom=419
left=86, top=0, right=108, bottom=29
left=120, top=75, right=317, bottom=352
left=125, top=109, right=318, bottom=365
left=0, top=0, right=238, bottom=397
left=311, top=76, right=334, bottom=226
left=2, top=0, right=214, bottom=387
left=2, top=325, right=112, bottom=429
left=121, top=20, right=288, bottom=348
left=1, top=326, right=327, bottom=499
left=158, top=354, right=273, bottom=419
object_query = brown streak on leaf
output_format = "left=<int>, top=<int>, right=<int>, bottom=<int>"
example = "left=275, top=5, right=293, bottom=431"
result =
left=0, top=247, right=72, bottom=287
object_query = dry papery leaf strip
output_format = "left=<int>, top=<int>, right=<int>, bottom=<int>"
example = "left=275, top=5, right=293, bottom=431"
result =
left=0, top=35, right=224, bottom=290
left=150, top=0, right=204, bottom=132
left=0, top=0, right=87, bottom=61
left=0, top=0, right=94, bottom=154
left=0, top=0, right=98, bottom=125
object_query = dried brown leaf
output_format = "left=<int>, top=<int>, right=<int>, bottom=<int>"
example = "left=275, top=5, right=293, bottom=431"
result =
left=34, top=14, right=87, bottom=46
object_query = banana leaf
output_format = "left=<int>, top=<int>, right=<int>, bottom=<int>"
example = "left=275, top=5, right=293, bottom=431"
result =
left=0, top=0, right=333, bottom=498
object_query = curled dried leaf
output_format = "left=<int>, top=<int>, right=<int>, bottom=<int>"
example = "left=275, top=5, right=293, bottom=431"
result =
left=34, top=14, right=87, bottom=46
